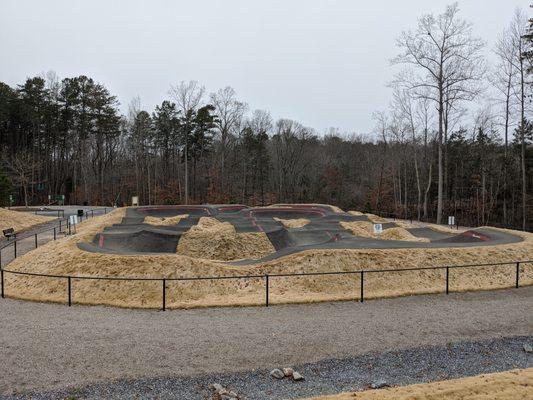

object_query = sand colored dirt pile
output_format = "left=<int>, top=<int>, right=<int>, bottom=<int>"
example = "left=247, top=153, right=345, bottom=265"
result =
left=268, top=203, right=345, bottom=213
left=176, top=217, right=275, bottom=261
left=144, top=214, right=188, bottom=226
left=364, top=213, right=389, bottom=223
left=2, top=208, right=533, bottom=309
left=340, top=221, right=429, bottom=242
left=348, top=211, right=364, bottom=216
left=303, top=368, right=533, bottom=400
left=0, top=207, right=55, bottom=233
left=274, top=217, right=310, bottom=228
left=393, top=219, right=468, bottom=234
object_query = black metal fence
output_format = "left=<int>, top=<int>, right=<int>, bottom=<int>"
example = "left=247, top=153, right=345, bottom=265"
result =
left=0, top=259, right=530, bottom=311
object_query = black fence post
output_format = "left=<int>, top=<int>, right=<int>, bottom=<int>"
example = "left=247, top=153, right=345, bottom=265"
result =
left=265, top=274, right=269, bottom=307
left=1, top=269, right=4, bottom=299
left=59, top=219, right=62, bottom=232
left=162, top=279, right=166, bottom=311
left=14, top=240, right=17, bottom=258
left=54, top=227, right=56, bottom=240
left=68, top=222, right=71, bottom=235
left=360, top=271, right=364, bottom=302
left=34, top=233, right=38, bottom=249
left=515, top=261, right=520, bottom=289
left=445, top=267, right=449, bottom=295
left=67, top=277, right=72, bottom=307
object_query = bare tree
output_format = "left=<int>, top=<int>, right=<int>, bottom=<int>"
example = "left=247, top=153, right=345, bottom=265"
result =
left=169, top=81, right=205, bottom=204
left=392, top=2, right=485, bottom=224
left=507, top=9, right=530, bottom=230
left=491, top=18, right=521, bottom=224
left=5, top=152, right=41, bottom=207
left=210, top=86, right=247, bottom=195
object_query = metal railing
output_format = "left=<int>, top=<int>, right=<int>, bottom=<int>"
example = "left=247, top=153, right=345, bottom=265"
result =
left=0, top=259, right=530, bottom=311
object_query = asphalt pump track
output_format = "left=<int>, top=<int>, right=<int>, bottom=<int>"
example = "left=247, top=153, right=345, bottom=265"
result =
left=77, top=205, right=523, bottom=265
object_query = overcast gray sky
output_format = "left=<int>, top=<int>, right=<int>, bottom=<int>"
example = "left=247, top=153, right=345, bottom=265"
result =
left=0, top=0, right=529, bottom=134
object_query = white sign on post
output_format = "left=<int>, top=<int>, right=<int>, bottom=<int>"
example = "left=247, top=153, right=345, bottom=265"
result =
left=448, top=216, right=455, bottom=226
left=373, top=223, right=383, bottom=235
left=132, top=196, right=139, bottom=206
left=69, top=215, right=78, bottom=226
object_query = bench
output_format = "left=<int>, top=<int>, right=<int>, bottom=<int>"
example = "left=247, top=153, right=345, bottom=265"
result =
left=2, top=228, right=16, bottom=240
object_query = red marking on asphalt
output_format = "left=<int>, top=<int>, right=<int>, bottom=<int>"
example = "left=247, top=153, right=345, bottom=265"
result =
left=98, top=235, right=104, bottom=247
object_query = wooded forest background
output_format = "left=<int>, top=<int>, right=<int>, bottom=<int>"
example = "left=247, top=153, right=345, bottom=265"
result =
left=1, top=4, right=533, bottom=230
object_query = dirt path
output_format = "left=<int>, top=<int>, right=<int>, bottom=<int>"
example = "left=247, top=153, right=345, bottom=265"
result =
left=0, top=287, right=531, bottom=395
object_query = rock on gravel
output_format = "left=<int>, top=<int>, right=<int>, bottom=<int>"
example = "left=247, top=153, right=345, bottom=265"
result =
left=523, top=343, right=533, bottom=353
left=370, top=379, right=389, bottom=389
left=283, top=368, right=294, bottom=377
left=292, top=371, right=304, bottom=381
left=270, top=369, right=285, bottom=379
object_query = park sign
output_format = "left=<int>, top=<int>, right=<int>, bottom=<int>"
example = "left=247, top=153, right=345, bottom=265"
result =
left=69, top=215, right=79, bottom=226
left=448, top=216, right=455, bottom=226
left=373, top=223, right=383, bottom=235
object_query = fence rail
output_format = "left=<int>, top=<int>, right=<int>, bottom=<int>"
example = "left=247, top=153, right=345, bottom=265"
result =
left=0, top=258, right=531, bottom=310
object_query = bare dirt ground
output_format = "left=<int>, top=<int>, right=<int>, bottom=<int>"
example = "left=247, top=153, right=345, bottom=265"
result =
left=0, top=287, right=531, bottom=396
left=304, top=369, right=533, bottom=400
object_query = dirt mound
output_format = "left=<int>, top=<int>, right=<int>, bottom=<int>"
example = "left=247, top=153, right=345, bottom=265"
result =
left=304, top=368, right=533, bottom=400
left=380, top=227, right=430, bottom=242
left=0, top=207, right=55, bottom=232
left=340, top=221, right=375, bottom=238
left=144, top=214, right=188, bottom=226
left=176, top=217, right=275, bottom=261
left=273, top=217, right=310, bottom=228
left=364, top=213, right=389, bottom=223
left=268, top=203, right=344, bottom=213
left=340, top=221, right=428, bottom=242
left=394, top=219, right=467, bottom=234
left=348, top=210, right=364, bottom=216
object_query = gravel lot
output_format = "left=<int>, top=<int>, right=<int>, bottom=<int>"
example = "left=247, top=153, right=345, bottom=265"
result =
left=5, top=336, right=532, bottom=399
left=0, top=287, right=531, bottom=398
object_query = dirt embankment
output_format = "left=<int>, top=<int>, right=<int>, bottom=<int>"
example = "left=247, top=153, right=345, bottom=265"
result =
left=303, top=368, right=533, bottom=400
left=0, top=207, right=56, bottom=233
left=2, top=208, right=533, bottom=309
left=340, top=221, right=429, bottom=242
left=176, top=217, right=275, bottom=261
left=143, top=214, right=188, bottom=226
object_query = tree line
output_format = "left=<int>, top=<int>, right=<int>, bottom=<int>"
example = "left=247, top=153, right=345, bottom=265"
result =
left=0, top=3, right=532, bottom=230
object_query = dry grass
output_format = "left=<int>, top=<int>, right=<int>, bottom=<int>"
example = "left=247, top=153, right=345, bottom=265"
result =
left=393, top=219, right=468, bottom=234
left=302, top=368, right=533, bottom=400
left=340, top=221, right=429, bottom=242
left=274, top=217, right=310, bottom=228
left=348, top=211, right=364, bottom=216
left=0, top=207, right=55, bottom=232
left=364, top=213, right=389, bottom=223
left=268, top=203, right=345, bottom=213
left=144, top=214, right=188, bottom=226
left=3, top=207, right=533, bottom=309
left=176, top=217, right=275, bottom=261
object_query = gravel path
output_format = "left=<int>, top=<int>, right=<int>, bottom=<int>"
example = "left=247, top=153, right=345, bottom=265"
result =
left=0, top=287, right=531, bottom=397
left=5, top=336, right=532, bottom=399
